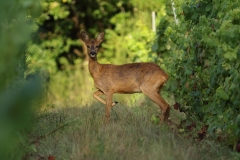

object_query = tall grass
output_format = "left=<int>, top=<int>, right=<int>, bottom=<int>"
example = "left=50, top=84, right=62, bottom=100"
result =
left=28, top=103, right=236, bottom=160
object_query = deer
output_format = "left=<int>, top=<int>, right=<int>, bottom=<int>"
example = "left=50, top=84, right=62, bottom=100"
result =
left=80, top=31, right=170, bottom=124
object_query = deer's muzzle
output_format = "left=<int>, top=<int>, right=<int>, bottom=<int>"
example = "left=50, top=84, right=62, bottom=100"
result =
left=90, top=52, right=96, bottom=57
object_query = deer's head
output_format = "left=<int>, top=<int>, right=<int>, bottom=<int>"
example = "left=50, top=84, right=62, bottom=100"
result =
left=80, top=31, right=105, bottom=58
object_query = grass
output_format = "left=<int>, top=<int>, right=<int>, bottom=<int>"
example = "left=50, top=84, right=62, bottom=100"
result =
left=27, top=101, right=237, bottom=160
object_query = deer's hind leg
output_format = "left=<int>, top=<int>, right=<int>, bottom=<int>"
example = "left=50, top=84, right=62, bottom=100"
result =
left=140, top=87, right=170, bottom=124
left=93, top=90, right=118, bottom=107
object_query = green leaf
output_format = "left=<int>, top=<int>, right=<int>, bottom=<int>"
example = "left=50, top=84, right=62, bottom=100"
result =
left=229, top=83, right=236, bottom=90
left=224, top=51, right=237, bottom=61
left=205, top=4, right=211, bottom=12
left=236, top=114, right=240, bottom=124
left=216, top=87, right=229, bottom=100
left=165, top=77, right=178, bottom=92
left=191, top=91, right=201, bottom=97
left=151, top=43, right=158, bottom=52
left=191, top=13, right=199, bottom=21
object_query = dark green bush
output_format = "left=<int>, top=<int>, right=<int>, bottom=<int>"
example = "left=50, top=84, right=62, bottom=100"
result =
left=0, top=0, right=43, bottom=159
left=154, top=0, right=240, bottom=147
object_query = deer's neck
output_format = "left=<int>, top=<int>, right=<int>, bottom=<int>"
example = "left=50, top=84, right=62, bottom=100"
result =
left=88, top=57, right=101, bottom=79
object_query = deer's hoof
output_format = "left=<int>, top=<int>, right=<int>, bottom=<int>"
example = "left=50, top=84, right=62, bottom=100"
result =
left=112, top=101, right=118, bottom=107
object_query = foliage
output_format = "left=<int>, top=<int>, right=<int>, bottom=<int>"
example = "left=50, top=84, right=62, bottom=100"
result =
left=0, top=0, right=43, bottom=159
left=27, top=0, right=133, bottom=73
left=27, top=0, right=166, bottom=72
left=130, top=0, right=164, bottom=11
left=154, top=0, right=240, bottom=146
left=100, top=12, right=156, bottom=64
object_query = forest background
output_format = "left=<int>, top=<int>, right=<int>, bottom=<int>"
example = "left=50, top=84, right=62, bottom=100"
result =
left=0, top=0, right=240, bottom=159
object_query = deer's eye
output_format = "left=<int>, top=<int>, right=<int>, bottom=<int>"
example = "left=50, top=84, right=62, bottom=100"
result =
left=96, top=45, right=99, bottom=48
left=87, top=46, right=90, bottom=48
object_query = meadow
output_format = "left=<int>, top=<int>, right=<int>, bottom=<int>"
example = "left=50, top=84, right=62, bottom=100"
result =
left=26, top=89, right=237, bottom=160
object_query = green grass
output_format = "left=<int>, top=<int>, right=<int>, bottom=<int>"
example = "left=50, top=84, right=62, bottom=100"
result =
left=27, top=102, right=237, bottom=160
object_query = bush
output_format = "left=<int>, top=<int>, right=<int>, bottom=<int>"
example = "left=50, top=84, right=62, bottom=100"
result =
left=154, top=0, right=240, bottom=147
left=0, top=0, right=43, bottom=159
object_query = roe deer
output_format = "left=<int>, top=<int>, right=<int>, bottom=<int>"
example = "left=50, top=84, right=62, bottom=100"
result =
left=80, top=31, right=170, bottom=124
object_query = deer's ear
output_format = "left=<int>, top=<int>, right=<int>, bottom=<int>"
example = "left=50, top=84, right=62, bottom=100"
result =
left=80, top=31, right=89, bottom=42
left=96, top=32, right=105, bottom=43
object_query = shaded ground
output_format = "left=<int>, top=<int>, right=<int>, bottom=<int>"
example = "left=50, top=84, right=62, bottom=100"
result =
left=27, top=104, right=237, bottom=160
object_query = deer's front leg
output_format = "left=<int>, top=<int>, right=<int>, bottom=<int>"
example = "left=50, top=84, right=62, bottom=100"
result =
left=93, top=90, right=118, bottom=107
left=105, top=93, right=113, bottom=124
left=93, top=90, right=105, bottom=104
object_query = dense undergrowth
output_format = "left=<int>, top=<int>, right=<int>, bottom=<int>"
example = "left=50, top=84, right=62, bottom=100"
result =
left=154, top=0, right=240, bottom=147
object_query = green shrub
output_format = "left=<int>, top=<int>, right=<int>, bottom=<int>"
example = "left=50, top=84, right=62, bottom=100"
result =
left=0, top=0, right=43, bottom=159
left=154, top=0, right=240, bottom=147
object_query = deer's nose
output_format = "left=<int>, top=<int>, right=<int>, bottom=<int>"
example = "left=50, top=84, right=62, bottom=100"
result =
left=90, top=51, right=96, bottom=57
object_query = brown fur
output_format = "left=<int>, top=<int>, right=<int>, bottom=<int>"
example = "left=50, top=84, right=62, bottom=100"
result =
left=80, top=31, right=170, bottom=124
